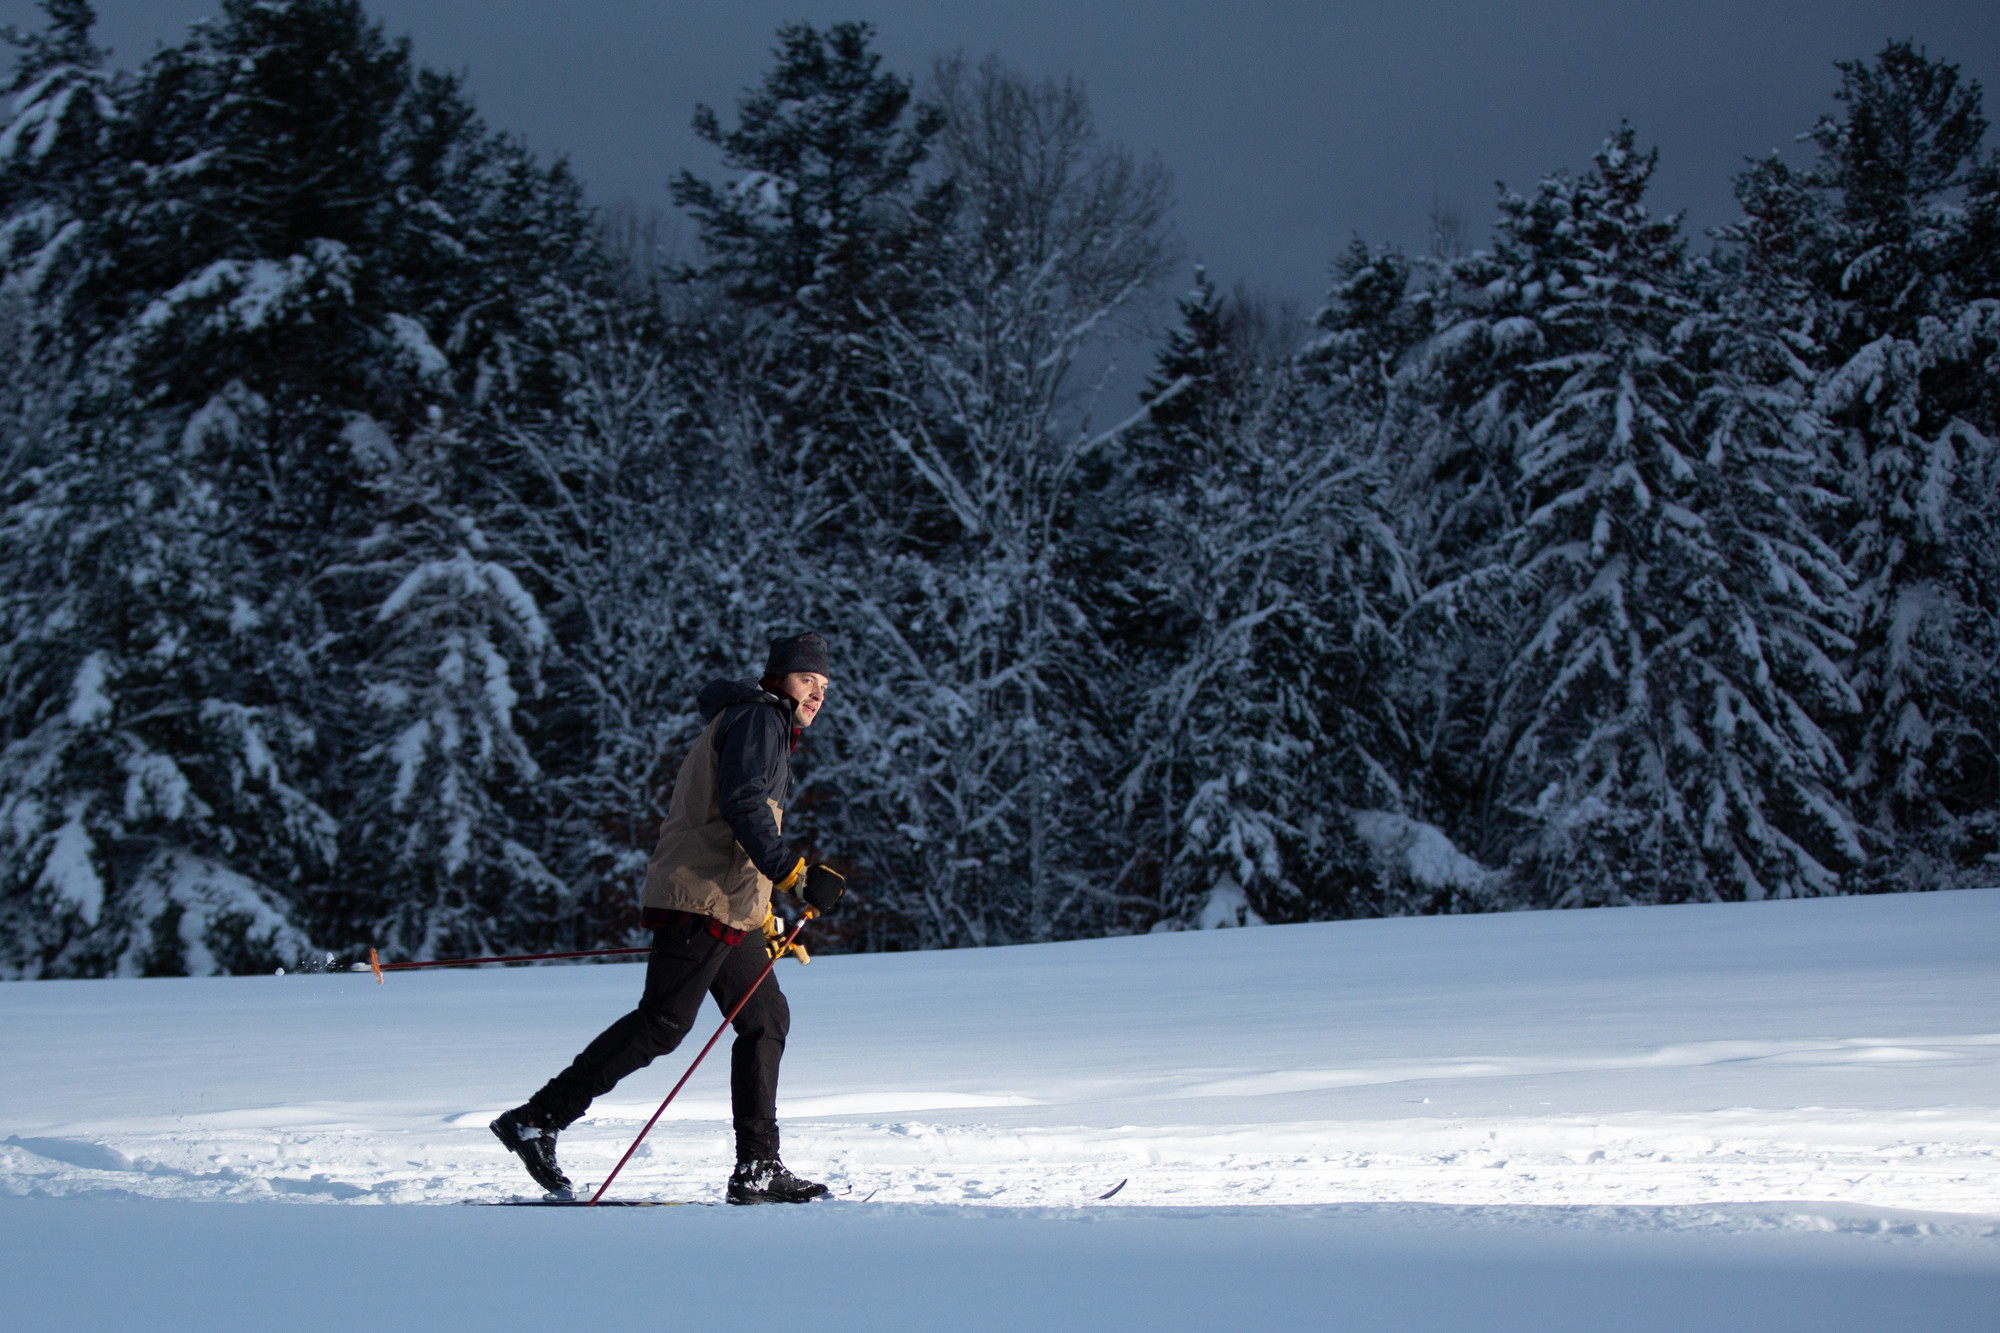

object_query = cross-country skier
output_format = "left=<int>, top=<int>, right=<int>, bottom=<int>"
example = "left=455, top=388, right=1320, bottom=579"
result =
left=492, top=632, right=846, bottom=1203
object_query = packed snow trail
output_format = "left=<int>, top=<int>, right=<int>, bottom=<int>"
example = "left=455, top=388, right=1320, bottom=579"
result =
left=1, top=891, right=1997, bottom=1214
left=3, top=1196, right=1995, bottom=1333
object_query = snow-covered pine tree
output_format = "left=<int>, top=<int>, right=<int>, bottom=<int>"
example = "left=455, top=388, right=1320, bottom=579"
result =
left=1296, top=238, right=1521, bottom=883
left=340, top=484, right=564, bottom=962
left=1121, top=348, right=1421, bottom=924
left=1805, top=43, right=1988, bottom=348
left=329, top=76, right=607, bottom=962
left=672, top=20, right=944, bottom=318
left=1812, top=308, right=2000, bottom=888
left=1809, top=45, right=2000, bottom=886
left=1480, top=128, right=1861, bottom=905
left=0, top=2, right=116, bottom=328
left=813, top=56, right=1174, bottom=947
left=1303, top=239, right=1438, bottom=426
left=480, top=299, right=805, bottom=952
left=1115, top=262, right=1493, bottom=928
left=0, top=2, right=335, bottom=976
left=136, top=0, right=594, bottom=965
left=1088, top=267, right=1262, bottom=674
left=1728, top=43, right=2000, bottom=887
left=670, top=20, right=950, bottom=521
left=1139, top=267, right=1237, bottom=443
left=0, top=0, right=605, bottom=972
left=1932, top=394, right=2000, bottom=868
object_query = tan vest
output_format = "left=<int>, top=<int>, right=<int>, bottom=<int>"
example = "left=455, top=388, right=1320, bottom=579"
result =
left=641, top=712, right=783, bottom=931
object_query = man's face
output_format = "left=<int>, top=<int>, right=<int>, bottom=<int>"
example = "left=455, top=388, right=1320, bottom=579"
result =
left=778, top=671, right=829, bottom=728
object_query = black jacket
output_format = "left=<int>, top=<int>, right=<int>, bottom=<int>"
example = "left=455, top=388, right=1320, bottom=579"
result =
left=695, top=678, right=799, bottom=883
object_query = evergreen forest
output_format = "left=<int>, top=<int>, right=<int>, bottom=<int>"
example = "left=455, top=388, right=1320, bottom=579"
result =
left=2, top=0, right=1995, bottom=976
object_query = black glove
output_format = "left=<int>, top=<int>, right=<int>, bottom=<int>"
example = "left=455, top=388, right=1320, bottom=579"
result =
left=802, top=864, right=846, bottom=915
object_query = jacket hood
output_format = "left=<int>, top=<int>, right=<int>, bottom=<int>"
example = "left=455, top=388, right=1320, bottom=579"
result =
left=696, top=677, right=789, bottom=723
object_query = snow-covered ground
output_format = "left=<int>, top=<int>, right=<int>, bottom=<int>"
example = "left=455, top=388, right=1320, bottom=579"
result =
left=4, top=891, right=1997, bottom=1329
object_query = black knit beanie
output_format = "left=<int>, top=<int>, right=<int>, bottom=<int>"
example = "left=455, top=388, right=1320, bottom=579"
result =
left=764, top=632, right=831, bottom=680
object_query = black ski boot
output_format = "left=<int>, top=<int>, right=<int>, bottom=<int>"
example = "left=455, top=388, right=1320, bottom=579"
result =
left=491, top=1105, right=573, bottom=1199
left=726, top=1158, right=829, bottom=1205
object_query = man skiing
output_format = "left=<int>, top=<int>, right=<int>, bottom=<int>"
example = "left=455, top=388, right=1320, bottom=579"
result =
left=492, top=632, right=846, bottom=1203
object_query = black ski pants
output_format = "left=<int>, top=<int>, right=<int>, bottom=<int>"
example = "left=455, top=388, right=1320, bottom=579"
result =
left=528, top=919, right=789, bottom=1161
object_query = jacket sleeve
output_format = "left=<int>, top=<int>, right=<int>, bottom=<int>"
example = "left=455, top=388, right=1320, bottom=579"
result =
left=713, top=704, right=793, bottom=881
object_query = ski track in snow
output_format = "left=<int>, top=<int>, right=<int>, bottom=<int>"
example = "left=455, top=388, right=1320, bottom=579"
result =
left=2, top=891, right=1998, bottom=1232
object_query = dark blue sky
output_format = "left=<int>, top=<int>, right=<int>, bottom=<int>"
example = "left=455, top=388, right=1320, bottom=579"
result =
left=7, top=1, right=1998, bottom=311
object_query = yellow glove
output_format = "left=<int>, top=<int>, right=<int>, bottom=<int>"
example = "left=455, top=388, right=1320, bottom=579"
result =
left=773, top=856, right=807, bottom=895
left=759, top=908, right=811, bottom=965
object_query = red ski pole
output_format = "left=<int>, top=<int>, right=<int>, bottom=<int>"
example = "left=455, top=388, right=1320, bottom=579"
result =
left=589, top=909, right=816, bottom=1206
left=367, top=944, right=651, bottom=982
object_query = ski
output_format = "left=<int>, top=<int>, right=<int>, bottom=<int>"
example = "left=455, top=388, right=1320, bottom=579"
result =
left=476, top=1192, right=712, bottom=1200
left=485, top=1184, right=1094, bottom=1205
left=481, top=1186, right=877, bottom=1207
left=1096, top=1178, right=1127, bottom=1200
left=480, top=1198, right=713, bottom=1207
